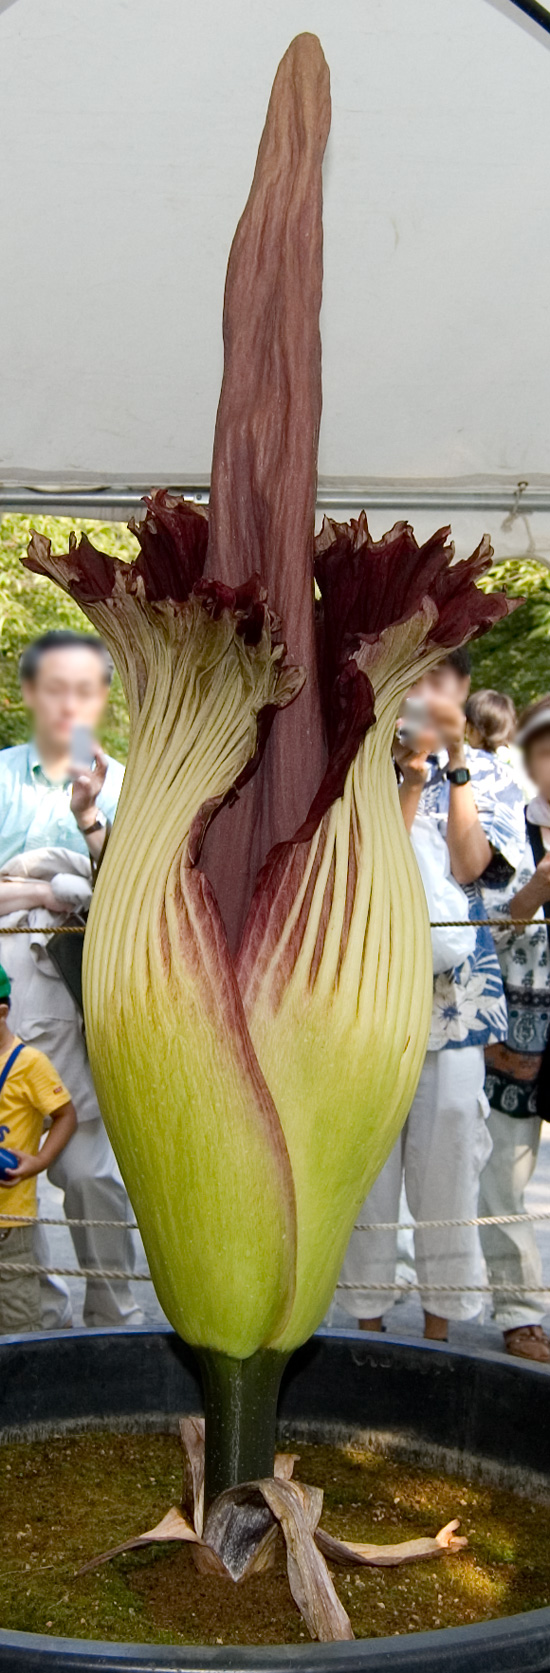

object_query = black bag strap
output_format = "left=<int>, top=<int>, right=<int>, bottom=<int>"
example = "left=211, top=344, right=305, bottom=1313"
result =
left=46, top=924, right=83, bottom=1015
left=0, top=1042, right=26, bottom=1099
left=526, top=814, right=550, bottom=951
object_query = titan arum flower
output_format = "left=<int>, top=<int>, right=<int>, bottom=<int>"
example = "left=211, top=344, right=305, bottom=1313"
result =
left=25, top=33, right=514, bottom=1501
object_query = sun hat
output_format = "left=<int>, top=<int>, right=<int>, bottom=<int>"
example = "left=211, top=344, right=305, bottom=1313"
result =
left=517, top=706, right=550, bottom=747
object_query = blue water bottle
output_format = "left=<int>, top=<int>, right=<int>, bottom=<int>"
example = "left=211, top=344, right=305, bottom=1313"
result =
left=0, top=1146, right=18, bottom=1179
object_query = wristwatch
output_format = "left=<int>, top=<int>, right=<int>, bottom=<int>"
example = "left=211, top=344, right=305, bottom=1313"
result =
left=79, top=808, right=108, bottom=836
left=446, top=766, right=471, bottom=786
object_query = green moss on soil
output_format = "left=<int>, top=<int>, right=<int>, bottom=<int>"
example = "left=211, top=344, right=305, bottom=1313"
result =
left=0, top=1431, right=549, bottom=1645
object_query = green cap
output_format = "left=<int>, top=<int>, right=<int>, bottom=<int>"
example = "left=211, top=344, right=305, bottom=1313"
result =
left=0, top=966, right=12, bottom=1002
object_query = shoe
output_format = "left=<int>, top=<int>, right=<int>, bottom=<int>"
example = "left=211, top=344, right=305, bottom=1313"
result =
left=504, top=1325, right=550, bottom=1363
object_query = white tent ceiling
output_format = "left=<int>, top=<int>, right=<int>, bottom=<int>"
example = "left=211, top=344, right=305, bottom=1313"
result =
left=0, top=0, right=549, bottom=562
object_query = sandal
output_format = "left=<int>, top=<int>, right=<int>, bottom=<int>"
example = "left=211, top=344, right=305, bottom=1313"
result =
left=504, top=1325, right=550, bottom=1363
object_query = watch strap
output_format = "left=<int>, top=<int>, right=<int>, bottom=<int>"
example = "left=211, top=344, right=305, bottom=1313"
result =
left=80, top=811, right=108, bottom=835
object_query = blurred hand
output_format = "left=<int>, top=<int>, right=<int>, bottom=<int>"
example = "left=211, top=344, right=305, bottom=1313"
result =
left=393, top=726, right=437, bottom=787
left=424, top=695, right=466, bottom=767
left=511, top=849, right=550, bottom=924
left=0, top=1150, right=40, bottom=1187
left=70, top=746, right=107, bottom=828
left=534, top=852, right=550, bottom=905
left=37, top=883, right=71, bottom=914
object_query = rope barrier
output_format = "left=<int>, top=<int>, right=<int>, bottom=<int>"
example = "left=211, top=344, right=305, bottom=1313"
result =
left=0, top=919, right=545, bottom=934
left=0, top=1262, right=152, bottom=1281
left=0, top=1263, right=549, bottom=1296
left=3, top=1209, right=550, bottom=1231
left=427, top=919, right=545, bottom=929
left=335, top=1281, right=550, bottom=1295
left=0, top=1212, right=139, bottom=1229
left=354, top=1210, right=550, bottom=1231
left=0, top=924, right=85, bottom=934
left=428, top=919, right=545, bottom=928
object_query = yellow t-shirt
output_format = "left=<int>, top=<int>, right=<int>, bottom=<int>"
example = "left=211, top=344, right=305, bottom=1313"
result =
left=0, top=1038, right=70, bottom=1224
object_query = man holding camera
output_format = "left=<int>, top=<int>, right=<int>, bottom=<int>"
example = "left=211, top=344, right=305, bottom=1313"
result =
left=0, top=629, right=141, bottom=1328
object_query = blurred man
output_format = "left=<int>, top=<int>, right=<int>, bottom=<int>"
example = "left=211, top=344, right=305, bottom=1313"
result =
left=0, top=630, right=141, bottom=1328
left=0, top=629, right=122, bottom=875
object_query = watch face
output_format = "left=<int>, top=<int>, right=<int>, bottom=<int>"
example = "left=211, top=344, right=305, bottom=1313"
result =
left=449, top=767, right=470, bottom=785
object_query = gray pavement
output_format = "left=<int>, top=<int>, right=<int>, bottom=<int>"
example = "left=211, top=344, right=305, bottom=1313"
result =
left=36, top=1129, right=550, bottom=1348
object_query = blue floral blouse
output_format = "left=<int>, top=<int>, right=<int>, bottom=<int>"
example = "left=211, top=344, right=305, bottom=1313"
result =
left=419, top=748, right=526, bottom=1053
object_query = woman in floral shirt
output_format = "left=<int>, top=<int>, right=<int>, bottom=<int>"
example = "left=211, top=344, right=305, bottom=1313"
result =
left=340, top=653, right=525, bottom=1343
left=481, top=696, right=550, bottom=1362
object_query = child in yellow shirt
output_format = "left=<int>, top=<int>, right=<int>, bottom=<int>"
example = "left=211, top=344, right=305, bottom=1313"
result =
left=0, top=964, right=76, bottom=1334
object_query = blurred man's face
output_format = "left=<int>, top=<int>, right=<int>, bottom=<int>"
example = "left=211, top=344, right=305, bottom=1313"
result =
left=404, top=664, right=470, bottom=754
left=420, top=664, right=471, bottom=709
left=22, top=648, right=109, bottom=752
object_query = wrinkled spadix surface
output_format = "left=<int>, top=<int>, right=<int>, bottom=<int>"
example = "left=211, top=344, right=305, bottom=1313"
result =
left=24, top=35, right=517, bottom=1371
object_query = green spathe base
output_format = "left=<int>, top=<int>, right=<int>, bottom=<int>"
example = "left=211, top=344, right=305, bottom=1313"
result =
left=197, top=1346, right=290, bottom=1504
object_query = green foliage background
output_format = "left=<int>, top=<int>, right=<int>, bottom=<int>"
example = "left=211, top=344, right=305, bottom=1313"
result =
left=0, top=515, right=138, bottom=760
left=470, top=558, right=550, bottom=715
left=0, top=519, right=549, bottom=757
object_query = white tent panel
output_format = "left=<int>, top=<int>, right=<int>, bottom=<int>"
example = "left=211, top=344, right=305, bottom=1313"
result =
left=0, top=0, right=549, bottom=560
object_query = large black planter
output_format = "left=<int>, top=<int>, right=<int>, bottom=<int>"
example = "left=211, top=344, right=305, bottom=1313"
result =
left=1, top=1327, right=550, bottom=1672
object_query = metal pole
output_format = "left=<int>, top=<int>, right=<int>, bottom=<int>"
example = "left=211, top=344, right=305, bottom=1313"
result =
left=2, top=486, right=550, bottom=518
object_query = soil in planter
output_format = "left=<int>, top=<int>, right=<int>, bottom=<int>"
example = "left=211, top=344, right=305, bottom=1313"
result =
left=1, top=1431, right=550, bottom=1645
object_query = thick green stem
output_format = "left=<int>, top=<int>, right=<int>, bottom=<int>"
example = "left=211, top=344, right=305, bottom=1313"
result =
left=197, top=1347, right=289, bottom=1503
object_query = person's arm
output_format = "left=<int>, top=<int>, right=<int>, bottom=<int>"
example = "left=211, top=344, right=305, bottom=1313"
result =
left=0, top=1100, right=77, bottom=1188
left=70, top=747, right=111, bottom=862
left=0, top=878, right=68, bottom=915
left=393, top=728, right=437, bottom=833
left=0, top=763, right=65, bottom=910
left=397, top=759, right=428, bottom=832
left=430, top=698, right=492, bottom=885
left=509, top=853, right=550, bottom=923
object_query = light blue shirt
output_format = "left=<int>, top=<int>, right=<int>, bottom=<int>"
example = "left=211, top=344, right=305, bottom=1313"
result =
left=0, top=742, right=125, bottom=867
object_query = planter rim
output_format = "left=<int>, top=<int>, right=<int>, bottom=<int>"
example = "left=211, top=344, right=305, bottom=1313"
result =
left=1, top=1326, right=550, bottom=1673
left=4, top=1316, right=550, bottom=1377
left=1, top=1603, right=550, bottom=1670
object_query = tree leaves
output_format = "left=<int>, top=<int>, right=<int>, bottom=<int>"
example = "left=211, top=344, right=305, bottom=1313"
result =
left=471, top=557, right=550, bottom=710
left=0, top=514, right=136, bottom=755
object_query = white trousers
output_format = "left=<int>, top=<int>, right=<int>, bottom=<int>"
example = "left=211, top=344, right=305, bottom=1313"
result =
left=479, top=1108, right=545, bottom=1331
left=33, top=1118, right=142, bottom=1329
left=339, top=1046, right=491, bottom=1323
